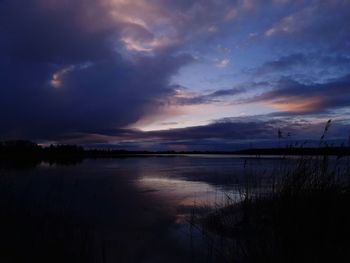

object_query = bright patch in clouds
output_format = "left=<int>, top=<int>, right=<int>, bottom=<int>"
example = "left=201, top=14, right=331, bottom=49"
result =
left=216, top=59, right=230, bottom=68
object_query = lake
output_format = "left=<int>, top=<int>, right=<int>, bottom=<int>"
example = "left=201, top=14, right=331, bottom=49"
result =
left=0, top=155, right=347, bottom=262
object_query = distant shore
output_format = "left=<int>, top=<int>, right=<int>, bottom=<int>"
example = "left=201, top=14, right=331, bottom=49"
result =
left=2, top=140, right=350, bottom=157
left=1, top=140, right=350, bottom=159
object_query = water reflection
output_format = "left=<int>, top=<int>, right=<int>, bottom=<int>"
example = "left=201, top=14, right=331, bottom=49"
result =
left=138, top=176, right=218, bottom=205
left=136, top=175, right=242, bottom=227
left=0, top=155, right=326, bottom=263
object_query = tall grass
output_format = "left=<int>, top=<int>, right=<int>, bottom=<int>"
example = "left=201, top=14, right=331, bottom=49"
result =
left=193, top=121, right=350, bottom=263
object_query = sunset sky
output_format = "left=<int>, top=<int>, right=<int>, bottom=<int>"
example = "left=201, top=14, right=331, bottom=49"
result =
left=1, top=0, right=350, bottom=150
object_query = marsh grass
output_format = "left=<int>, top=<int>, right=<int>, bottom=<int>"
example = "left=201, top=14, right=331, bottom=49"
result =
left=193, top=121, right=350, bottom=263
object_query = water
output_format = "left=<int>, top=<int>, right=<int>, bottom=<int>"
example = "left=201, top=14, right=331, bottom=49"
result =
left=0, top=155, right=345, bottom=262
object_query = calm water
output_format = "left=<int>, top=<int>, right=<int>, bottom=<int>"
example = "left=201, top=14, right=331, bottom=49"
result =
left=0, top=155, right=345, bottom=262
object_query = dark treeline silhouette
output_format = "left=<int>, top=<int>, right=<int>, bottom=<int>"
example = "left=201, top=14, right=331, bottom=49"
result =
left=0, top=140, right=84, bottom=168
left=1, top=140, right=350, bottom=169
left=0, top=140, right=84, bottom=156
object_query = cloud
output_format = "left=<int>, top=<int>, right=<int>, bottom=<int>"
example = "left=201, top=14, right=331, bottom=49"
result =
left=1, top=0, right=350, bottom=148
left=0, top=0, right=261, bottom=142
left=172, top=81, right=268, bottom=105
left=0, top=0, right=118, bottom=63
left=246, top=52, right=350, bottom=78
left=247, top=74, right=350, bottom=113
left=0, top=0, right=194, bottom=140
left=216, top=58, right=230, bottom=68
left=225, top=8, right=238, bottom=21
left=56, top=115, right=350, bottom=150
left=263, top=1, right=350, bottom=51
left=250, top=53, right=307, bottom=75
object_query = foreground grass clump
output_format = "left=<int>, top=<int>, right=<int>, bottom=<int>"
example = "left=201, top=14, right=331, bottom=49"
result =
left=200, top=156, right=350, bottom=263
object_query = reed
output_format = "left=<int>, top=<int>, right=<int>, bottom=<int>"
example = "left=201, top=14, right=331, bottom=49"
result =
left=195, top=120, right=350, bottom=263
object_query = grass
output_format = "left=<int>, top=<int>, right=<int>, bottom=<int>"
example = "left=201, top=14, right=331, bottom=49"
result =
left=195, top=156, right=350, bottom=262
left=193, top=122, right=350, bottom=263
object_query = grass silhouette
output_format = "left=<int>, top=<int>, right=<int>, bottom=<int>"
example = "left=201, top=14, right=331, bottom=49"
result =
left=193, top=120, right=350, bottom=262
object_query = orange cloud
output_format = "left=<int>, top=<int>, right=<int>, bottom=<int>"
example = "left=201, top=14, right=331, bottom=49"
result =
left=50, top=66, right=75, bottom=88
left=266, top=96, right=324, bottom=112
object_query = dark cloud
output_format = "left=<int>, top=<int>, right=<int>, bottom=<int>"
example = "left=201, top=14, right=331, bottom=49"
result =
left=174, top=87, right=244, bottom=105
left=0, top=0, right=193, bottom=140
left=173, top=81, right=268, bottom=105
left=249, top=53, right=308, bottom=75
left=0, top=54, right=192, bottom=138
left=245, top=52, right=350, bottom=79
left=144, top=117, right=350, bottom=143
left=0, top=0, right=117, bottom=63
left=57, top=116, right=350, bottom=150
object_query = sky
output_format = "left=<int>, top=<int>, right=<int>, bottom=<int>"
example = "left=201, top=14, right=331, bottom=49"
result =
left=0, top=0, right=350, bottom=150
